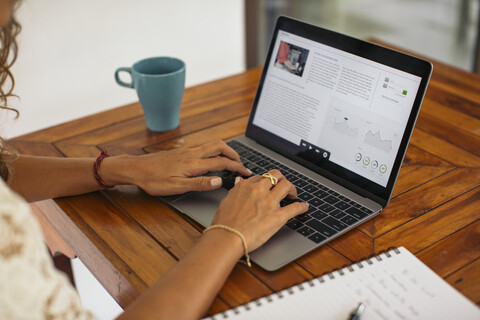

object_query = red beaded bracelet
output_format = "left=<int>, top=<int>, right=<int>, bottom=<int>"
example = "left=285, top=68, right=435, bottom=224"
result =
left=93, top=149, right=113, bottom=189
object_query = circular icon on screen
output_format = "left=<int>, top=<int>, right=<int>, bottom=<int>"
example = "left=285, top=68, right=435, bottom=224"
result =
left=355, top=153, right=362, bottom=162
left=379, top=164, right=387, bottom=174
left=371, top=160, right=378, bottom=169
left=362, top=157, right=370, bottom=166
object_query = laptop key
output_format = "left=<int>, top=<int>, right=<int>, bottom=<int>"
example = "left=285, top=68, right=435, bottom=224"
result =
left=222, top=173, right=239, bottom=190
left=293, top=179, right=308, bottom=188
left=256, top=160, right=269, bottom=167
left=308, top=232, right=326, bottom=244
left=334, top=201, right=351, bottom=211
left=309, top=197, right=325, bottom=208
left=303, top=184, right=317, bottom=193
left=322, top=216, right=348, bottom=231
left=313, top=190, right=329, bottom=199
left=247, top=155, right=261, bottom=162
left=297, top=226, right=315, bottom=237
left=251, top=167, right=264, bottom=174
left=318, top=203, right=335, bottom=213
left=346, top=207, right=368, bottom=220
left=324, top=195, right=339, bottom=204
left=360, top=206, right=374, bottom=214
left=341, top=215, right=357, bottom=225
left=296, top=213, right=312, bottom=223
left=330, top=209, right=346, bottom=219
left=286, top=219, right=303, bottom=230
left=298, top=192, right=314, bottom=201
left=265, top=164, right=277, bottom=171
left=311, top=210, right=328, bottom=221
left=306, top=219, right=337, bottom=237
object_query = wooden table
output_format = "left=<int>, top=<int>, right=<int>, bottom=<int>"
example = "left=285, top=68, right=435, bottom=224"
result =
left=13, top=42, right=480, bottom=314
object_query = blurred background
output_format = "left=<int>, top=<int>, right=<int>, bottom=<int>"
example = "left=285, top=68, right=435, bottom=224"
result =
left=246, top=0, right=480, bottom=72
left=3, top=1, right=479, bottom=319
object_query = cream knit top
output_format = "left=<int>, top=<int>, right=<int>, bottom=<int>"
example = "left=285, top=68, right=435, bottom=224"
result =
left=0, top=179, right=96, bottom=319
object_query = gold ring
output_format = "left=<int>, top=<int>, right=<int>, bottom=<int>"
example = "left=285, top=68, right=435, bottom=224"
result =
left=262, top=173, right=278, bottom=186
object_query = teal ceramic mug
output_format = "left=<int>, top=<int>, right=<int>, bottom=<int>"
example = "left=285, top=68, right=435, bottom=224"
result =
left=115, top=57, right=185, bottom=132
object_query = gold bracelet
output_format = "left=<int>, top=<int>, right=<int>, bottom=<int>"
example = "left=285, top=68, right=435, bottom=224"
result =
left=203, top=224, right=251, bottom=267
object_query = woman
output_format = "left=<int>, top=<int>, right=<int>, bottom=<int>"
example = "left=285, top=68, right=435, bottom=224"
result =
left=0, top=1, right=308, bottom=319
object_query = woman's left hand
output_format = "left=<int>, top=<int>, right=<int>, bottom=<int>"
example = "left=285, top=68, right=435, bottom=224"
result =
left=102, top=140, right=252, bottom=196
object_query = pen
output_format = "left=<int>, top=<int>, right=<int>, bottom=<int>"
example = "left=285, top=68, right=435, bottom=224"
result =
left=348, top=302, right=365, bottom=320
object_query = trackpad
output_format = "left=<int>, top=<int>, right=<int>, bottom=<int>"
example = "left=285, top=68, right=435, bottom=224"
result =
left=171, top=188, right=228, bottom=227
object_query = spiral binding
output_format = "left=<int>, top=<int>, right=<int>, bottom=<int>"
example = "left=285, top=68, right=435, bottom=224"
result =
left=209, top=247, right=401, bottom=319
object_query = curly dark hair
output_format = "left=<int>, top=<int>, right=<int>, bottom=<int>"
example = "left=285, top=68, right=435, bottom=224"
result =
left=0, top=7, right=21, bottom=182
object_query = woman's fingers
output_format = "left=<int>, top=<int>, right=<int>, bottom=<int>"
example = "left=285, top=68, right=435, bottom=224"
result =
left=190, top=156, right=252, bottom=177
left=280, top=201, right=309, bottom=221
left=175, top=176, right=224, bottom=192
left=193, top=140, right=242, bottom=163
left=270, top=178, right=298, bottom=201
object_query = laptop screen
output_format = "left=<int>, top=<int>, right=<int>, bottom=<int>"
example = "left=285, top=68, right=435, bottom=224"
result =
left=246, top=17, right=432, bottom=206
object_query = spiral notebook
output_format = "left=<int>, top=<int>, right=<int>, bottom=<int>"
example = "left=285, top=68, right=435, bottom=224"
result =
left=205, top=247, right=480, bottom=320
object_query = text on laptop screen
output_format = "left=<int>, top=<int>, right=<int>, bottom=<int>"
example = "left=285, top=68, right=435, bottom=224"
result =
left=252, top=31, right=422, bottom=187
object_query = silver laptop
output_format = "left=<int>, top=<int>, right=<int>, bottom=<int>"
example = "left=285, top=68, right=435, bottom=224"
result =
left=161, top=16, right=432, bottom=271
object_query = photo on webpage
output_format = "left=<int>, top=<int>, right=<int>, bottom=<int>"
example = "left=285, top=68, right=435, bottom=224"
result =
left=274, top=41, right=309, bottom=77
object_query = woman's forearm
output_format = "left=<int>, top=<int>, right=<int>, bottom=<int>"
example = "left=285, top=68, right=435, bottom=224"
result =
left=8, top=155, right=119, bottom=202
left=117, top=228, right=244, bottom=320
left=8, top=140, right=251, bottom=202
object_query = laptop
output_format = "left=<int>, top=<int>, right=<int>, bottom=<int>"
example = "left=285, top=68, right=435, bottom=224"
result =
left=161, top=16, right=432, bottom=271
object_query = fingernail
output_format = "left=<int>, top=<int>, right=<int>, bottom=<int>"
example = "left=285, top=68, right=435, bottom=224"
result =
left=235, top=176, right=241, bottom=184
left=210, top=177, right=222, bottom=187
left=247, top=168, right=253, bottom=174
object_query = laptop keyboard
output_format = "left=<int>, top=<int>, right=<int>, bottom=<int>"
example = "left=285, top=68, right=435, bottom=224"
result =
left=215, top=140, right=375, bottom=244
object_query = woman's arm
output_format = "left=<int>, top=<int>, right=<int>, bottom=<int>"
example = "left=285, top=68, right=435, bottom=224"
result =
left=8, top=140, right=251, bottom=202
left=118, top=228, right=244, bottom=320
left=117, top=170, right=308, bottom=320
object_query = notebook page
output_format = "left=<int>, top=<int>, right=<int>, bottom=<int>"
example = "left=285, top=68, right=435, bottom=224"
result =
left=206, top=247, right=480, bottom=320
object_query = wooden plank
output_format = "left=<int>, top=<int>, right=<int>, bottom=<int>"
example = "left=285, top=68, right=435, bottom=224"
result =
left=30, top=200, right=76, bottom=259
left=217, top=265, right=272, bottom=308
left=375, top=188, right=480, bottom=253
left=416, top=108, right=480, bottom=156
left=247, top=263, right=313, bottom=292
left=49, top=198, right=146, bottom=308
left=421, top=100, right=480, bottom=137
left=428, top=79, right=480, bottom=110
left=444, top=258, right=480, bottom=305
left=104, top=185, right=200, bottom=259
left=328, top=227, right=374, bottom=261
left=415, top=220, right=479, bottom=278
left=54, top=143, right=101, bottom=158
left=391, top=144, right=454, bottom=197
left=296, top=245, right=352, bottom=277
left=364, top=168, right=480, bottom=237
left=424, top=85, right=480, bottom=119
left=61, top=193, right=177, bottom=286
left=11, top=140, right=63, bottom=157
left=145, top=116, right=248, bottom=152
left=410, top=129, right=480, bottom=168
left=206, top=298, right=230, bottom=316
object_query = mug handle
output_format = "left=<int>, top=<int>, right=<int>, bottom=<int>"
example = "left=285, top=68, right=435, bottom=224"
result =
left=115, top=67, right=134, bottom=88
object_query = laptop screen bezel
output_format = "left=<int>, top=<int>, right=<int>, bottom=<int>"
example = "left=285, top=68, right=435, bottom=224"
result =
left=245, top=16, right=432, bottom=207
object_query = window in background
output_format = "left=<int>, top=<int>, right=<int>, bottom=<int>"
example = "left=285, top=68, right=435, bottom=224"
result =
left=246, top=0, right=480, bottom=73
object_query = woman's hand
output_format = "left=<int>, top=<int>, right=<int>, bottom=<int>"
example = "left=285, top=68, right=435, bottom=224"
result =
left=211, top=169, right=309, bottom=252
left=103, top=140, right=252, bottom=196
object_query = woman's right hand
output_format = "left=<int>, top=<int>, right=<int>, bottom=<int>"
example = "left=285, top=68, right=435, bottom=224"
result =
left=211, top=170, right=309, bottom=252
